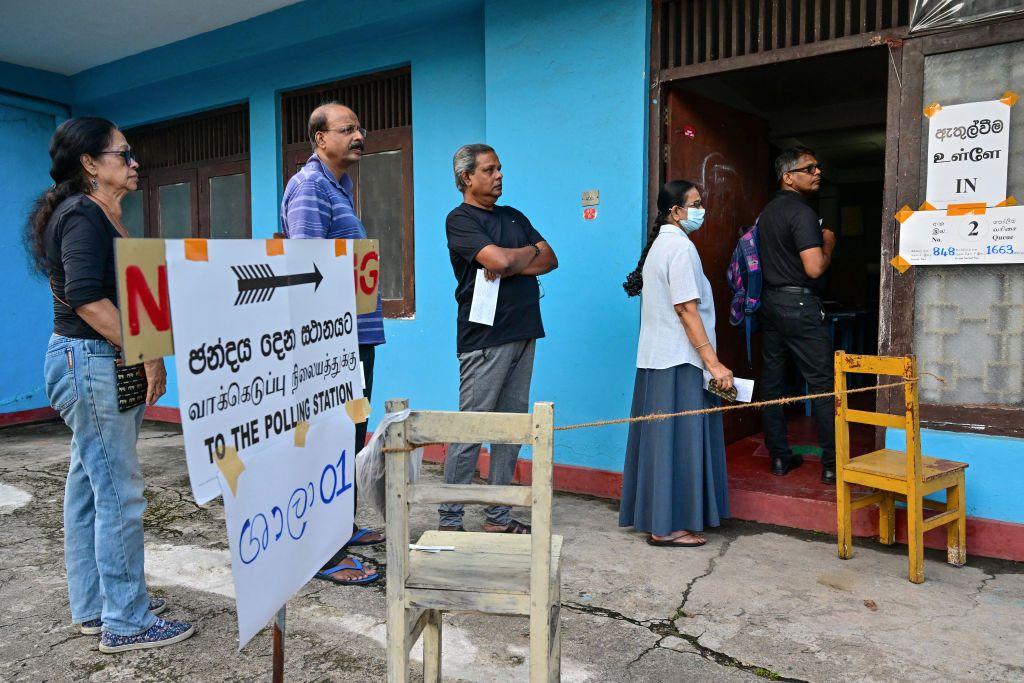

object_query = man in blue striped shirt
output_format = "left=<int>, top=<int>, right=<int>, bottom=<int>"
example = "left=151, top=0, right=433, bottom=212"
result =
left=281, top=102, right=385, bottom=586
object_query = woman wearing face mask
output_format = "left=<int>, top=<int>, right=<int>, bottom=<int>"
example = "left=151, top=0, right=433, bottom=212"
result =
left=619, top=180, right=733, bottom=547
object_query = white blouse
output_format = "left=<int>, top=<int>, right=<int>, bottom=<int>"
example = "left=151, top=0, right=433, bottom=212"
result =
left=636, top=225, right=716, bottom=370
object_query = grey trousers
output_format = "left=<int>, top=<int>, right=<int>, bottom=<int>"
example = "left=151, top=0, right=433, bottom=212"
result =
left=439, top=339, right=536, bottom=527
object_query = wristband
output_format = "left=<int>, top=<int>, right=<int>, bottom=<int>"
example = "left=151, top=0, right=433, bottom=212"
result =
left=531, top=244, right=541, bottom=258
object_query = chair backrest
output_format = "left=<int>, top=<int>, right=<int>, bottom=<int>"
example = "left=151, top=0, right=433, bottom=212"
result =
left=834, top=352, right=922, bottom=486
left=383, top=398, right=555, bottom=593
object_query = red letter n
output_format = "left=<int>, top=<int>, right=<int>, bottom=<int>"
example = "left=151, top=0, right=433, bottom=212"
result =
left=126, top=265, right=171, bottom=336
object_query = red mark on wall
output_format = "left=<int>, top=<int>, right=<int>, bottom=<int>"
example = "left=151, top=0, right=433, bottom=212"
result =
left=583, top=208, right=597, bottom=221
left=126, top=265, right=171, bottom=336
left=683, top=125, right=696, bottom=139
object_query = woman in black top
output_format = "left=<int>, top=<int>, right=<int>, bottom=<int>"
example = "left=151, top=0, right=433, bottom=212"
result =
left=26, top=117, right=194, bottom=652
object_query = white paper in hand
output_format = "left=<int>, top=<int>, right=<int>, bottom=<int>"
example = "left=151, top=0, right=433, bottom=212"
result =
left=469, top=269, right=500, bottom=326
left=703, top=371, right=755, bottom=403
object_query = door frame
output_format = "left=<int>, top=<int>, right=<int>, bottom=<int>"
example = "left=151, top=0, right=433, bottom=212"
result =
left=198, top=160, right=251, bottom=239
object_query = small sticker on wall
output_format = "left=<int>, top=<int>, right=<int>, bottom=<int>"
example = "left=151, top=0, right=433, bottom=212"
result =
left=583, top=207, right=597, bottom=221
left=683, top=125, right=696, bottom=139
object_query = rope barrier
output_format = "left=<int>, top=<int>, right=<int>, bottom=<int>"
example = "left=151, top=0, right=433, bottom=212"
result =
left=379, top=373, right=944, bottom=450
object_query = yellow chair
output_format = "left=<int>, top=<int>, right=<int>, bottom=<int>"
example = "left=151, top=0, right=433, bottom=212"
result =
left=383, top=398, right=562, bottom=682
left=834, top=352, right=968, bottom=583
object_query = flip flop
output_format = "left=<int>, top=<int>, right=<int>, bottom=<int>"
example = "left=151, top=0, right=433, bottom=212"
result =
left=347, top=527, right=386, bottom=546
left=646, top=533, right=707, bottom=547
left=315, top=556, right=380, bottom=585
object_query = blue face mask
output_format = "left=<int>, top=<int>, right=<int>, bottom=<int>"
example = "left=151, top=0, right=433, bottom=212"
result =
left=682, top=207, right=705, bottom=234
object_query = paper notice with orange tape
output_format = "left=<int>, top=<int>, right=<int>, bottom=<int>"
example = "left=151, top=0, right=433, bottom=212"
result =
left=925, top=95, right=1013, bottom=208
left=897, top=201, right=1024, bottom=266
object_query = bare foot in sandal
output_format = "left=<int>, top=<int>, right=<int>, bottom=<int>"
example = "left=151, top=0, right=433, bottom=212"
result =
left=315, top=553, right=379, bottom=585
left=648, top=530, right=707, bottom=547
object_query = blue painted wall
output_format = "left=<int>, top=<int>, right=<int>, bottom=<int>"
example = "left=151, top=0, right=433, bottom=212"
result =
left=0, top=99, right=65, bottom=413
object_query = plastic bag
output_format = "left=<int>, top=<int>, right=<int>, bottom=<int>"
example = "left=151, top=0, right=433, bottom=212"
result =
left=354, top=409, right=423, bottom=520
left=911, top=0, right=1024, bottom=33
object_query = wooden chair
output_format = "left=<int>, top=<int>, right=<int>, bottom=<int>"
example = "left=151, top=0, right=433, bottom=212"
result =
left=383, top=398, right=562, bottom=682
left=834, top=352, right=968, bottom=583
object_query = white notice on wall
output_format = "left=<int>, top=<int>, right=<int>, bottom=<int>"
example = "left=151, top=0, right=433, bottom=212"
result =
left=926, top=97, right=1012, bottom=208
left=469, top=269, right=500, bottom=326
left=898, top=205, right=1024, bottom=265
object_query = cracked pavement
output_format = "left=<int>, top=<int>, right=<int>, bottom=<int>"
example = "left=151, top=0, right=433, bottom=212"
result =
left=2, top=421, right=1023, bottom=681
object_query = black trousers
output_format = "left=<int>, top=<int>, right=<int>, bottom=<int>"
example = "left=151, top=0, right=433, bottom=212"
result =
left=759, top=289, right=835, bottom=469
left=351, top=344, right=375, bottom=536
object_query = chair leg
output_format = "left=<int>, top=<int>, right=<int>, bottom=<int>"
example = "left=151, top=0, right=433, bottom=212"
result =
left=422, top=610, right=442, bottom=683
left=386, top=607, right=410, bottom=683
left=548, top=602, right=561, bottom=682
left=529, top=603, right=553, bottom=683
left=947, top=473, right=967, bottom=566
left=878, top=492, right=896, bottom=546
left=837, top=481, right=853, bottom=559
left=907, top=495, right=925, bottom=584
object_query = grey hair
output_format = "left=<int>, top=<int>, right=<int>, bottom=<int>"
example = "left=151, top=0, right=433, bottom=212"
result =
left=453, top=143, right=496, bottom=192
left=775, top=146, right=815, bottom=181
left=308, top=101, right=345, bottom=151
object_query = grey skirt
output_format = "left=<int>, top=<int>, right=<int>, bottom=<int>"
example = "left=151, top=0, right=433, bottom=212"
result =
left=619, top=363, right=729, bottom=536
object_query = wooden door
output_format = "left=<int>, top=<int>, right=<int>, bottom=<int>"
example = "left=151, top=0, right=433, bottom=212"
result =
left=666, top=88, right=772, bottom=444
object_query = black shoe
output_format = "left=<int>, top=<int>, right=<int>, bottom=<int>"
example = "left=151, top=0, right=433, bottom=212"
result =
left=771, top=454, right=804, bottom=476
left=821, top=467, right=836, bottom=485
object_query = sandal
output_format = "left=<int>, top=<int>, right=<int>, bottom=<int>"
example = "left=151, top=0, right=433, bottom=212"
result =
left=646, top=532, right=706, bottom=547
left=484, top=519, right=531, bottom=534
left=347, top=527, right=385, bottom=546
left=315, top=554, right=380, bottom=585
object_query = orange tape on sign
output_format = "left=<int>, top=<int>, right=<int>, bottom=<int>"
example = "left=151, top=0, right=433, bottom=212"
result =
left=266, top=239, right=284, bottom=256
left=184, top=239, right=208, bottom=262
left=890, top=255, right=911, bottom=274
left=946, top=203, right=987, bottom=216
left=923, top=102, right=942, bottom=118
left=335, top=239, right=347, bottom=257
left=895, top=206, right=914, bottom=224
left=997, top=196, right=1018, bottom=207
left=1001, top=91, right=1019, bottom=107
left=918, top=201, right=937, bottom=212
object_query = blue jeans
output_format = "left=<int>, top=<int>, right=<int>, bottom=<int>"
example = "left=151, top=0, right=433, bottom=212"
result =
left=44, top=334, right=154, bottom=636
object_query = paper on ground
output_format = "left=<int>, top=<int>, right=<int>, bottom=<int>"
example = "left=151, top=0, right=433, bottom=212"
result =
left=468, top=269, right=500, bottom=326
left=703, top=371, right=755, bottom=403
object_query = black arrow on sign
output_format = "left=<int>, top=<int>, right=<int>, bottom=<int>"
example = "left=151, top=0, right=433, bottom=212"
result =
left=232, top=263, right=324, bottom=305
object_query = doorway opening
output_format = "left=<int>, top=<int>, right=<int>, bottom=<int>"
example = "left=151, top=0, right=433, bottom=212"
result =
left=663, top=47, right=890, bottom=449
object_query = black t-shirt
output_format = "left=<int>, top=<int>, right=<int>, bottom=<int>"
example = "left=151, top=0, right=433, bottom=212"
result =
left=44, top=194, right=120, bottom=340
left=446, top=203, right=546, bottom=353
left=758, top=190, right=825, bottom=290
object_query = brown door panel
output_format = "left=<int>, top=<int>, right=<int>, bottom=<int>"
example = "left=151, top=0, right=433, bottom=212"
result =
left=666, top=88, right=772, bottom=444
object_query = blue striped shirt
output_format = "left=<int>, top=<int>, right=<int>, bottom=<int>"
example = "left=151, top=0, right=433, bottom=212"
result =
left=280, top=153, right=385, bottom=346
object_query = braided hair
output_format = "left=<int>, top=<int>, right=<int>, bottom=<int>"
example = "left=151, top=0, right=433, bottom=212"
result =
left=25, top=117, right=117, bottom=274
left=622, top=180, right=697, bottom=297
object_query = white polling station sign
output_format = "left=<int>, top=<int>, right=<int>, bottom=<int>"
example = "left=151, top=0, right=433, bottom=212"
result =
left=164, top=237, right=365, bottom=646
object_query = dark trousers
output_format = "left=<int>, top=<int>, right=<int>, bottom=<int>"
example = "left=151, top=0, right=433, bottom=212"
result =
left=759, top=289, right=835, bottom=469
left=350, top=344, right=375, bottom=537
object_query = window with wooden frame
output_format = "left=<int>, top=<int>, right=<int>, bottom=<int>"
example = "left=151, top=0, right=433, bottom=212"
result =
left=280, top=68, right=415, bottom=318
left=121, top=105, right=251, bottom=239
left=880, top=17, right=1024, bottom=438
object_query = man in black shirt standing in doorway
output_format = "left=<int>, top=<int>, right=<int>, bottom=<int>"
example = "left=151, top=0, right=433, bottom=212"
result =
left=441, top=144, right=559, bottom=533
left=758, top=147, right=838, bottom=484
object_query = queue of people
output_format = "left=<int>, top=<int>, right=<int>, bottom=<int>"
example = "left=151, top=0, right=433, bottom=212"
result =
left=29, top=106, right=834, bottom=653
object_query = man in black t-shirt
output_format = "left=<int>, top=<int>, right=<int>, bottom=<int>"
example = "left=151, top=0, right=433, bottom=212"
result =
left=758, top=147, right=838, bottom=484
left=440, top=144, right=559, bottom=533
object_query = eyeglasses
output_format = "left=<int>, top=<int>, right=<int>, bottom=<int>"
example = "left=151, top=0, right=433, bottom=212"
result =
left=787, top=163, right=822, bottom=176
left=324, top=125, right=367, bottom=138
left=99, top=149, right=138, bottom=166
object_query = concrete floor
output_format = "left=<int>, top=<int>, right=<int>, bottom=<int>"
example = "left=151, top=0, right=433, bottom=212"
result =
left=1, top=421, right=1022, bottom=682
